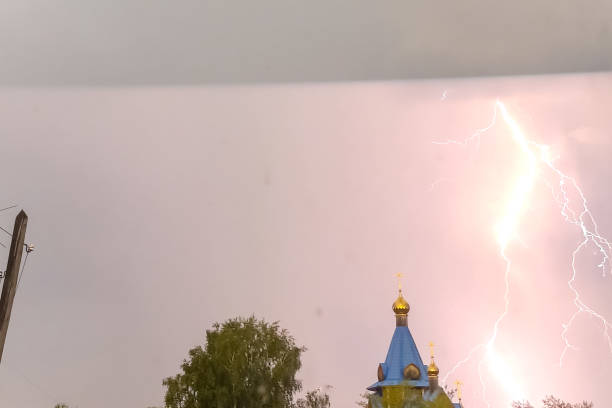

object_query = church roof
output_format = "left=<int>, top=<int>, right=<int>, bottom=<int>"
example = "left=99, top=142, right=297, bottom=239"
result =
left=367, top=325, right=429, bottom=390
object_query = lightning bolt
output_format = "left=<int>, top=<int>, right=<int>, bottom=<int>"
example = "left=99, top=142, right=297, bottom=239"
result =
left=437, top=100, right=612, bottom=407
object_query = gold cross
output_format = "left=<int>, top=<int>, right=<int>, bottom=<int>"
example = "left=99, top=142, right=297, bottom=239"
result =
left=454, top=380, right=463, bottom=400
left=428, top=341, right=435, bottom=359
left=394, top=273, right=404, bottom=291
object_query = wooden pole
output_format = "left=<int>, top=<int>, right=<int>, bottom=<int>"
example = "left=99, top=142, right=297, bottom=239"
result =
left=0, top=210, right=28, bottom=364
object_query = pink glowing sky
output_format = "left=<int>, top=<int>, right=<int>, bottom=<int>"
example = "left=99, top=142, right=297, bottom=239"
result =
left=0, top=73, right=611, bottom=408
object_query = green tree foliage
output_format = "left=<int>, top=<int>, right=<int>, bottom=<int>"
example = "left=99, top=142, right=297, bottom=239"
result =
left=295, top=388, right=331, bottom=408
left=53, top=404, right=69, bottom=408
left=512, top=396, right=593, bottom=408
left=163, top=316, right=305, bottom=408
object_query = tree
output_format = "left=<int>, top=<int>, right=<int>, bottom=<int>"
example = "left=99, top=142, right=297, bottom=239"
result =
left=53, top=404, right=69, bottom=408
left=356, top=392, right=370, bottom=407
left=443, top=385, right=456, bottom=401
left=542, top=396, right=593, bottom=408
left=512, top=401, right=534, bottom=408
left=512, top=396, right=593, bottom=408
left=163, top=316, right=305, bottom=408
left=295, top=388, right=331, bottom=408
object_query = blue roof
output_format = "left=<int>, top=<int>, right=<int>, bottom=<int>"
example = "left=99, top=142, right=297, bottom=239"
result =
left=367, top=325, right=429, bottom=390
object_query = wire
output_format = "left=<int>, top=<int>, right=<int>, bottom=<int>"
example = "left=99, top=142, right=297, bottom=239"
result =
left=0, top=225, right=11, bottom=237
left=0, top=225, right=32, bottom=250
left=0, top=243, right=28, bottom=283
left=0, top=205, right=16, bottom=212
left=16, top=251, right=30, bottom=288
left=2, top=361, right=63, bottom=402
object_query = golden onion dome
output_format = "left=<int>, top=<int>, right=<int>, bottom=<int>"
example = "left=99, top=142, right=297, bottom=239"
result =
left=427, top=360, right=439, bottom=377
left=392, top=291, right=410, bottom=315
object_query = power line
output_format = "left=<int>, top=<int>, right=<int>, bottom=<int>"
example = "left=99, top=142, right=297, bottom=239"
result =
left=16, top=251, right=30, bottom=289
left=3, top=361, right=63, bottom=403
left=0, top=246, right=33, bottom=284
left=0, top=225, right=12, bottom=237
left=0, top=210, right=15, bottom=248
left=16, top=244, right=34, bottom=288
left=0, top=225, right=32, bottom=251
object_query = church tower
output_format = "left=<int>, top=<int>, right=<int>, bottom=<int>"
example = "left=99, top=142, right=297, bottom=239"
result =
left=366, top=288, right=462, bottom=408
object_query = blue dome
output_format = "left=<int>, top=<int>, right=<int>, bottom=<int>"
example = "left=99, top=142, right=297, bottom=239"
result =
left=367, top=325, right=429, bottom=390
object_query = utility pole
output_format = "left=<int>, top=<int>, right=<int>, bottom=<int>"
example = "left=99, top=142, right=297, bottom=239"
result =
left=0, top=210, right=28, bottom=364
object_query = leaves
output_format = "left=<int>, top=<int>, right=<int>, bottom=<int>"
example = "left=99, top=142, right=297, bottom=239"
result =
left=512, top=396, right=593, bottom=408
left=295, top=388, right=331, bottom=408
left=442, top=384, right=456, bottom=401
left=542, top=396, right=593, bottom=408
left=163, top=316, right=305, bottom=408
left=356, top=392, right=371, bottom=408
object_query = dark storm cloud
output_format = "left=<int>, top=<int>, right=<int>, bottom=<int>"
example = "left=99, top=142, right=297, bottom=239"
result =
left=1, top=0, right=611, bottom=85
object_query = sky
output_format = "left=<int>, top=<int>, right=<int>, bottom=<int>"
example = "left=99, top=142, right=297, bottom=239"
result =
left=0, top=73, right=611, bottom=408
left=1, top=0, right=612, bottom=85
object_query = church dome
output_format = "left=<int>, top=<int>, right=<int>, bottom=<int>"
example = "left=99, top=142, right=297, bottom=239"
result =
left=392, top=291, right=410, bottom=314
left=427, top=361, right=439, bottom=377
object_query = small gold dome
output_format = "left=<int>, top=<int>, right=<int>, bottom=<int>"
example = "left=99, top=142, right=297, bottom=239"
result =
left=392, top=291, right=410, bottom=315
left=427, top=361, right=439, bottom=377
